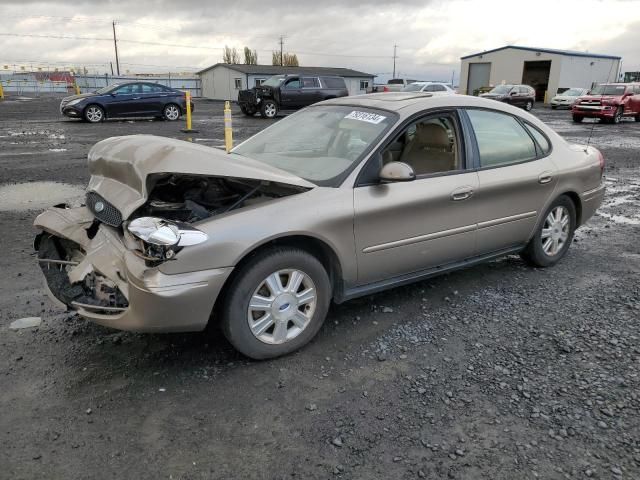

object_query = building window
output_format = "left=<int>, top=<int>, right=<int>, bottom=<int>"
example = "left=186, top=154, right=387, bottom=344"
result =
left=255, top=78, right=265, bottom=87
left=360, top=80, right=369, bottom=90
left=234, top=78, right=242, bottom=89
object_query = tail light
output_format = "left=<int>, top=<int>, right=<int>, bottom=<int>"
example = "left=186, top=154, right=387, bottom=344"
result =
left=383, top=86, right=390, bottom=92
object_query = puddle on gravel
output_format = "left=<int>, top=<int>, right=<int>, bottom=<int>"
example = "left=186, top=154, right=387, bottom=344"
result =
left=0, top=181, right=84, bottom=211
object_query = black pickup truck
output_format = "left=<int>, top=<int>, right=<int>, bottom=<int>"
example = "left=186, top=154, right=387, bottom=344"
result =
left=238, top=75, right=349, bottom=118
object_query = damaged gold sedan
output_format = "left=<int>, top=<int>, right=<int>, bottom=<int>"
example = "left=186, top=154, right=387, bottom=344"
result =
left=35, top=94, right=605, bottom=359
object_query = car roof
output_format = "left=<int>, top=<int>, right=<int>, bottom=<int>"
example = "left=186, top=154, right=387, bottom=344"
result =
left=320, top=92, right=537, bottom=117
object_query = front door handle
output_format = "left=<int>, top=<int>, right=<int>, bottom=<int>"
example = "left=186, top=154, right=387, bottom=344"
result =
left=538, top=172, right=553, bottom=184
left=451, top=187, right=474, bottom=201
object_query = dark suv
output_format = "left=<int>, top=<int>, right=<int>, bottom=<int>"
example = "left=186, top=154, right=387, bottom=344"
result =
left=479, top=84, right=536, bottom=111
left=238, top=75, right=348, bottom=118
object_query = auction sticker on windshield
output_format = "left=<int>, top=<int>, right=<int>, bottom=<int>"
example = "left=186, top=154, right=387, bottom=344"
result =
left=344, top=111, right=387, bottom=124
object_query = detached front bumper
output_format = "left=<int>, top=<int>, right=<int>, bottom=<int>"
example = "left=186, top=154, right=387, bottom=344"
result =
left=34, top=206, right=232, bottom=333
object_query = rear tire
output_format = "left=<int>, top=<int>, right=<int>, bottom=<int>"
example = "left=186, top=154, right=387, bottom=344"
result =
left=572, top=115, right=583, bottom=123
left=520, top=195, right=576, bottom=268
left=260, top=100, right=278, bottom=119
left=84, top=104, right=104, bottom=123
left=525, top=100, right=533, bottom=111
left=221, top=247, right=331, bottom=359
left=163, top=103, right=181, bottom=121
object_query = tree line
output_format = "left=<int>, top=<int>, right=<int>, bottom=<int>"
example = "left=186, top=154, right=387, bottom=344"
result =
left=222, top=46, right=299, bottom=66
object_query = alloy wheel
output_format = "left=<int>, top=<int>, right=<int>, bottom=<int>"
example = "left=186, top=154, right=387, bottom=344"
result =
left=264, top=103, right=277, bottom=118
left=164, top=105, right=180, bottom=121
left=247, top=269, right=317, bottom=345
left=525, top=101, right=533, bottom=111
left=541, top=206, right=570, bottom=256
left=86, top=106, right=103, bottom=122
left=613, top=107, right=622, bottom=124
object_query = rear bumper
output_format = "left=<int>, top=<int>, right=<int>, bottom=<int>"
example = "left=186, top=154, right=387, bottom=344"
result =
left=34, top=206, right=232, bottom=333
left=580, top=183, right=606, bottom=225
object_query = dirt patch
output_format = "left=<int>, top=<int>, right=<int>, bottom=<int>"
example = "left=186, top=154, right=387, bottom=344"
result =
left=0, top=181, right=84, bottom=211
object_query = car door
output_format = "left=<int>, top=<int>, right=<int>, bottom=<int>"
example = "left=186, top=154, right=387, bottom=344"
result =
left=353, top=110, right=479, bottom=284
left=299, top=77, right=322, bottom=106
left=280, top=78, right=303, bottom=108
left=624, top=85, right=640, bottom=115
left=137, top=83, right=164, bottom=115
left=464, top=108, right=557, bottom=254
left=105, top=83, right=141, bottom=117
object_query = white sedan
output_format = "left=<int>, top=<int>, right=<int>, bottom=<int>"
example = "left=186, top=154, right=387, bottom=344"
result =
left=550, top=88, right=588, bottom=109
left=401, top=82, right=456, bottom=95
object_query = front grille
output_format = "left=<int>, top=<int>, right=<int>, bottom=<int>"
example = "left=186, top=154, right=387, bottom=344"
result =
left=581, top=100, right=601, bottom=106
left=238, top=90, right=256, bottom=103
left=86, top=191, right=123, bottom=227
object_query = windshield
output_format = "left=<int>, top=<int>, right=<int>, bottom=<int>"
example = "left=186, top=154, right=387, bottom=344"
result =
left=402, top=83, right=425, bottom=92
left=95, top=84, right=119, bottom=94
left=489, top=85, right=513, bottom=94
left=590, top=84, right=627, bottom=96
left=233, top=105, right=397, bottom=186
left=261, top=75, right=285, bottom=87
left=561, top=88, right=583, bottom=96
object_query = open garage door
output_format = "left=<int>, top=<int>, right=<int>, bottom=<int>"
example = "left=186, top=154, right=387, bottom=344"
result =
left=522, top=61, right=551, bottom=101
left=467, top=63, right=490, bottom=95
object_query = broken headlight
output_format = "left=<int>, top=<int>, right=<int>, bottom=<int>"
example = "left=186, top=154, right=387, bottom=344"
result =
left=127, top=217, right=208, bottom=260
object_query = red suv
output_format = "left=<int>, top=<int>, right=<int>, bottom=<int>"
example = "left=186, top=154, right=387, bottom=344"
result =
left=572, top=83, right=640, bottom=124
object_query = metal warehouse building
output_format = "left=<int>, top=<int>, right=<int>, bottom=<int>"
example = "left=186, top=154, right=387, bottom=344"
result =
left=196, top=64, right=375, bottom=100
left=459, top=45, right=621, bottom=101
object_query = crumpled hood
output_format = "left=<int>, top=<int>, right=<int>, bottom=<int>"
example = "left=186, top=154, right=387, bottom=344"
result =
left=87, top=135, right=314, bottom=218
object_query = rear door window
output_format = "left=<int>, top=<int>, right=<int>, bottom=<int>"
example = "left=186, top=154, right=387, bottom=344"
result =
left=283, top=79, right=301, bottom=89
left=302, top=77, right=320, bottom=88
left=467, top=109, right=537, bottom=168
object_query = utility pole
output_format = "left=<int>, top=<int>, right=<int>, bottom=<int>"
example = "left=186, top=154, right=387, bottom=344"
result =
left=392, top=44, right=398, bottom=79
left=279, top=36, right=284, bottom=66
left=112, top=21, right=120, bottom=76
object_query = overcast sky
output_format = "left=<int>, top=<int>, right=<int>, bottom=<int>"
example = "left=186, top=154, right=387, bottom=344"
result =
left=1, top=0, right=639, bottom=82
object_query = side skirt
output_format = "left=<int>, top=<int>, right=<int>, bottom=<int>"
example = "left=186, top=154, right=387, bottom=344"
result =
left=336, top=245, right=525, bottom=303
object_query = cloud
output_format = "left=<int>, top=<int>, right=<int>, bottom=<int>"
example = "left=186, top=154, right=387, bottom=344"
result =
left=0, top=0, right=638, bottom=83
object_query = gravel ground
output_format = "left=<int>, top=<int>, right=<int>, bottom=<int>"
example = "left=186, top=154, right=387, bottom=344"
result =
left=0, top=96, right=638, bottom=480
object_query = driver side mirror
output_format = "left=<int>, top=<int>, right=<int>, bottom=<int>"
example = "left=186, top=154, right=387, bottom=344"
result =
left=510, top=91, right=518, bottom=96
left=379, top=162, right=416, bottom=182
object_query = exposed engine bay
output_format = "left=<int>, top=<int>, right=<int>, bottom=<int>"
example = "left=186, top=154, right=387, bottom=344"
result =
left=35, top=174, right=309, bottom=312
left=135, top=174, right=307, bottom=224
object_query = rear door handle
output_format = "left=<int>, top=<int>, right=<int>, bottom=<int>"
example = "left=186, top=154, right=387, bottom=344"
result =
left=538, top=172, right=553, bottom=184
left=451, top=187, right=474, bottom=201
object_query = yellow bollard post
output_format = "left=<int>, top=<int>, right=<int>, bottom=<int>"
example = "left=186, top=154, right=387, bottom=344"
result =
left=74, top=82, right=80, bottom=95
left=0, top=81, right=4, bottom=100
left=180, top=90, right=198, bottom=133
left=543, top=90, right=548, bottom=104
left=224, top=101, right=233, bottom=153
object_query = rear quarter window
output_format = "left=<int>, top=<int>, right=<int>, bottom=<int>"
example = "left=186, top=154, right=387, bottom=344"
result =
left=322, top=77, right=347, bottom=89
left=523, top=123, right=551, bottom=156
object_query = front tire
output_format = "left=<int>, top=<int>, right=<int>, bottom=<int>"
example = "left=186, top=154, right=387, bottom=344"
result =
left=163, top=103, right=181, bottom=121
left=260, top=100, right=278, bottom=119
left=524, top=100, right=533, bottom=111
left=572, top=115, right=583, bottom=123
left=84, top=104, right=104, bottom=123
left=221, top=248, right=331, bottom=359
left=520, top=195, right=576, bottom=268
left=611, top=106, right=623, bottom=124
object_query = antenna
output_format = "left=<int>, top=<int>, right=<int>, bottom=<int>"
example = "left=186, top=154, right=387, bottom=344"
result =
left=585, top=59, right=616, bottom=151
